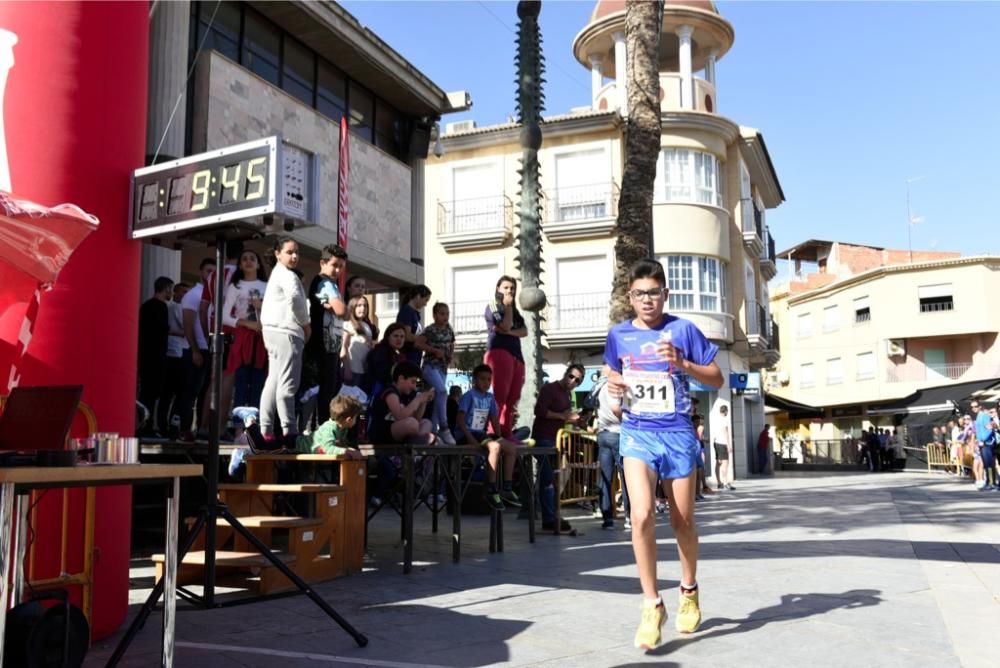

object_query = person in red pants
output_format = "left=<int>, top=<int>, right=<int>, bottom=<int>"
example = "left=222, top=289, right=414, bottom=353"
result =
left=483, top=276, right=526, bottom=439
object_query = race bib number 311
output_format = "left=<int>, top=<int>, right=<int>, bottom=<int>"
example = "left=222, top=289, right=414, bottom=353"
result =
left=623, top=369, right=675, bottom=415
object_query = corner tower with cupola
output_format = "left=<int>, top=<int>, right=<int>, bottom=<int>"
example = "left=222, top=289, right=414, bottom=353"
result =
left=422, top=1, right=784, bottom=479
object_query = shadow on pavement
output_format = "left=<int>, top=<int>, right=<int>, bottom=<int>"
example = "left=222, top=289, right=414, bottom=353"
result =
left=647, top=588, right=883, bottom=657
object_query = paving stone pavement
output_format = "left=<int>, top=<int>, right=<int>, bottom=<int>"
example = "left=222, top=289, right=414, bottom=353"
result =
left=85, top=472, right=1000, bottom=667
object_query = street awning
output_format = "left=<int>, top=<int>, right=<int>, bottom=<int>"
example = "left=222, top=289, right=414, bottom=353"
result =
left=867, top=377, right=1000, bottom=416
left=764, top=393, right=825, bottom=418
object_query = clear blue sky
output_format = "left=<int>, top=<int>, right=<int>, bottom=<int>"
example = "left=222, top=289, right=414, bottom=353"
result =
left=340, top=0, right=1000, bottom=260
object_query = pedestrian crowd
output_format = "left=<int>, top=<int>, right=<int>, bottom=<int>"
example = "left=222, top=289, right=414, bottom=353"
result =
left=928, top=400, right=1000, bottom=490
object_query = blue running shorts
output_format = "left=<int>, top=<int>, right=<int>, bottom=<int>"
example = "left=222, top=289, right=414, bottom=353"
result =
left=620, top=428, right=700, bottom=480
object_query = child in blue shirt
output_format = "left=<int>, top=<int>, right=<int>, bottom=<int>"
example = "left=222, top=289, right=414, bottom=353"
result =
left=455, top=364, right=522, bottom=511
left=605, top=258, right=723, bottom=648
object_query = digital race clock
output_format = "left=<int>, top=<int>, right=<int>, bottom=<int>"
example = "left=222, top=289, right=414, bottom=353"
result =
left=129, top=136, right=318, bottom=241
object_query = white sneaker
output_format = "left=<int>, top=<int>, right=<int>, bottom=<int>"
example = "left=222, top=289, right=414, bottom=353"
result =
left=438, top=429, right=457, bottom=445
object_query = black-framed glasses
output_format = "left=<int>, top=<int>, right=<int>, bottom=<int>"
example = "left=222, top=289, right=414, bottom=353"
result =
left=629, top=288, right=666, bottom=301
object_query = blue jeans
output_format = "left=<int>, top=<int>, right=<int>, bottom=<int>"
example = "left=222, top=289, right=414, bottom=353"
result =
left=982, top=444, right=997, bottom=486
left=597, top=430, right=629, bottom=520
left=422, top=365, right=448, bottom=432
left=535, top=438, right=557, bottom=523
left=233, top=365, right=265, bottom=409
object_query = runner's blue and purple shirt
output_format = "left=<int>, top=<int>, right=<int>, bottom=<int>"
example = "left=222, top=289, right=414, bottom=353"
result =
left=604, top=315, right=718, bottom=432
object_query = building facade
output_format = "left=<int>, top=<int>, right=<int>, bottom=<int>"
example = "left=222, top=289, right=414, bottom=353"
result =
left=768, top=239, right=1000, bottom=442
left=420, top=0, right=785, bottom=477
left=144, top=0, right=467, bottom=292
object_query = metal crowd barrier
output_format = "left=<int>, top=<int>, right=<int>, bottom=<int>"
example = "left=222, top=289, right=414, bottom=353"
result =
left=555, top=429, right=600, bottom=506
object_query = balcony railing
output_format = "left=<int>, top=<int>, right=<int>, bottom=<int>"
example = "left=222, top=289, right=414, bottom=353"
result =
left=548, top=292, right=610, bottom=331
left=885, top=362, right=974, bottom=383
left=437, top=195, right=513, bottom=236
left=762, top=231, right=776, bottom=263
left=545, top=182, right=618, bottom=223
left=770, top=318, right=780, bottom=352
left=451, top=300, right=489, bottom=336
left=746, top=299, right=770, bottom=340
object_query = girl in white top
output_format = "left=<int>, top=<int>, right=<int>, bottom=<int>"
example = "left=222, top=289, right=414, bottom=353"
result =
left=222, top=250, right=268, bottom=408
left=341, top=295, right=373, bottom=388
left=259, top=238, right=310, bottom=446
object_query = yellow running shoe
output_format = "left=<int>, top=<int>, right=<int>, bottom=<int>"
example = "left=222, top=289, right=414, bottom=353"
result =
left=634, top=601, right=666, bottom=650
left=675, top=590, right=702, bottom=634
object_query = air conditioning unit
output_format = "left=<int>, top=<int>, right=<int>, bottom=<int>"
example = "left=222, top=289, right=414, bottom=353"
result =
left=445, top=119, right=476, bottom=134
left=886, top=339, right=906, bottom=357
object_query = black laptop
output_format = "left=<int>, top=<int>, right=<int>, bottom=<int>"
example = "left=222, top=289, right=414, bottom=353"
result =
left=0, top=385, right=84, bottom=464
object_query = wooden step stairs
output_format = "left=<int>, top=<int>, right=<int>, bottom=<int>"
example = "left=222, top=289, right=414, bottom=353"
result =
left=154, top=457, right=367, bottom=595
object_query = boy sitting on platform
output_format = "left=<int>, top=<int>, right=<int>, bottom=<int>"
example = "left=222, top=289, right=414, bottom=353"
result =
left=369, top=361, right=437, bottom=445
left=456, top=364, right=522, bottom=511
left=294, top=395, right=364, bottom=459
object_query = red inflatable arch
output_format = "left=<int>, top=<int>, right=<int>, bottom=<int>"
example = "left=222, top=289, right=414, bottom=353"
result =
left=0, top=2, right=148, bottom=639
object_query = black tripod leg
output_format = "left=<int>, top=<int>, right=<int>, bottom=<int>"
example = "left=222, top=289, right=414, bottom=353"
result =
left=105, top=510, right=209, bottom=667
left=218, top=507, right=368, bottom=647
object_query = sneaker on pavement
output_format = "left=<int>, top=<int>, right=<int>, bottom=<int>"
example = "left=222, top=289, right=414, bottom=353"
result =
left=695, top=493, right=706, bottom=501
left=485, top=491, right=506, bottom=511
left=724, top=483, right=736, bottom=491
left=438, top=429, right=457, bottom=446
left=655, top=501, right=667, bottom=514
left=601, top=519, right=614, bottom=530
left=623, top=516, right=632, bottom=530
left=634, top=601, right=666, bottom=650
left=499, top=488, right=522, bottom=507
left=676, top=590, right=702, bottom=634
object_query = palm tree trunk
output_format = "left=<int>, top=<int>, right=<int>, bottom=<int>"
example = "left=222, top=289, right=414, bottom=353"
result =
left=513, top=0, right=547, bottom=428
left=609, top=0, right=663, bottom=324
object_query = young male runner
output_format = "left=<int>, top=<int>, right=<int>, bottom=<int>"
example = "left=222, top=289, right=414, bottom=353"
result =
left=604, top=258, right=723, bottom=649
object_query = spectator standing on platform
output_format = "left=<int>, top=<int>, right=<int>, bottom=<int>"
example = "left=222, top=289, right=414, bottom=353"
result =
left=711, top=404, right=733, bottom=490
left=593, top=369, right=629, bottom=530
left=138, top=275, right=173, bottom=436
left=259, top=237, right=311, bottom=449
left=341, top=296, right=373, bottom=390
left=396, top=284, right=432, bottom=365
left=345, top=276, right=379, bottom=342
left=177, top=259, right=214, bottom=440
left=161, top=282, right=189, bottom=438
left=420, top=302, right=456, bottom=444
left=307, top=244, right=348, bottom=424
left=222, top=250, right=268, bottom=410
left=532, top=363, right=585, bottom=532
left=485, top=276, right=527, bottom=438
left=604, top=259, right=723, bottom=647
left=454, top=364, right=522, bottom=510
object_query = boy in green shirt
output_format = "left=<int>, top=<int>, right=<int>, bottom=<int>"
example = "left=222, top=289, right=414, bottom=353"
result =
left=295, top=395, right=364, bottom=458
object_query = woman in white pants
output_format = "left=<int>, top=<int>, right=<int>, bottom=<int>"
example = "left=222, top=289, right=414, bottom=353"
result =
left=259, top=237, right=310, bottom=448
